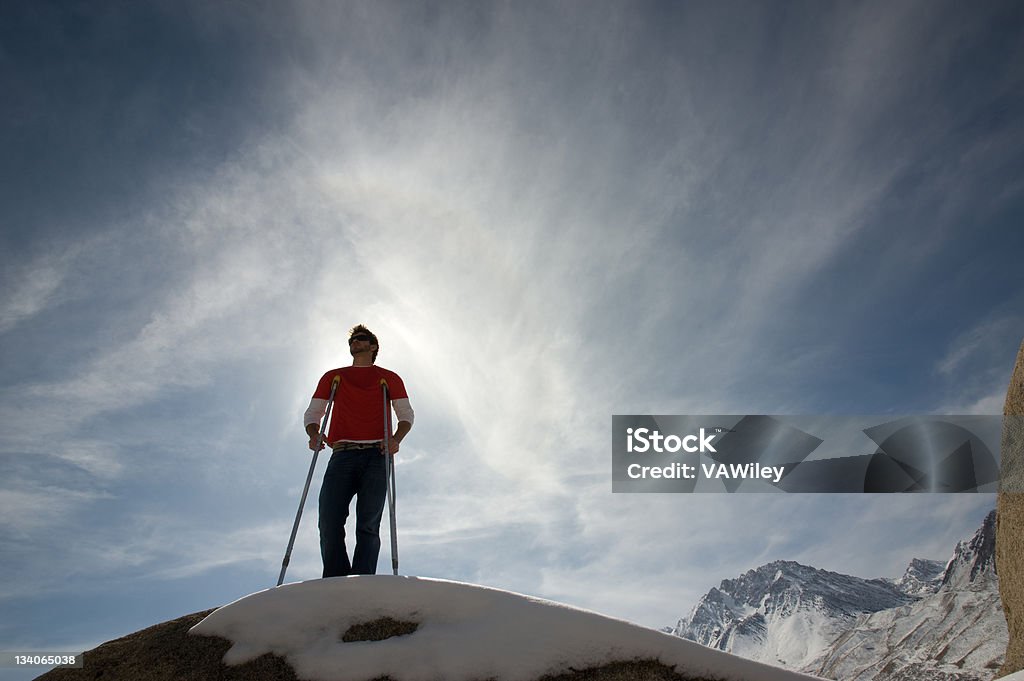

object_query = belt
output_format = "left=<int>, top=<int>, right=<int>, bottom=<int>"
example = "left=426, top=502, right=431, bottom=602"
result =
left=331, top=441, right=382, bottom=452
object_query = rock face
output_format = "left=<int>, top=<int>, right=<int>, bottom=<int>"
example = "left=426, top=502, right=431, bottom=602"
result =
left=943, top=509, right=998, bottom=590
left=998, top=339, right=1024, bottom=677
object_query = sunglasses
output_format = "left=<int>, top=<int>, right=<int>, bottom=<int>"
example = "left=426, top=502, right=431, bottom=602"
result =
left=349, top=334, right=375, bottom=344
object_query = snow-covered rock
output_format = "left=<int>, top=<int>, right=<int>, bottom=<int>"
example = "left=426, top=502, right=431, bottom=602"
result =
left=189, top=576, right=826, bottom=681
left=939, top=508, right=997, bottom=591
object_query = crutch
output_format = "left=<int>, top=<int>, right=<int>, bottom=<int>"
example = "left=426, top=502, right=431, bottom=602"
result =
left=277, top=374, right=340, bottom=586
left=381, top=379, right=399, bottom=575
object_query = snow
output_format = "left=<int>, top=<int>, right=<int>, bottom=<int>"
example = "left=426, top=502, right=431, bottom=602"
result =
left=761, top=607, right=840, bottom=669
left=189, top=575, right=826, bottom=681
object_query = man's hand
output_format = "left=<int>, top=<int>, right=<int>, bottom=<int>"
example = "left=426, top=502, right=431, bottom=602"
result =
left=305, top=426, right=325, bottom=450
left=386, top=420, right=411, bottom=457
left=306, top=424, right=325, bottom=452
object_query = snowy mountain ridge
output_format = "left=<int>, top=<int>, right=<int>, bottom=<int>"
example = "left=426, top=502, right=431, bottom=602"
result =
left=670, top=560, right=915, bottom=670
left=670, top=510, right=1005, bottom=681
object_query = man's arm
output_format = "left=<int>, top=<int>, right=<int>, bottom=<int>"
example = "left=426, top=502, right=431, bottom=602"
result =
left=388, top=397, right=414, bottom=454
left=304, top=398, right=329, bottom=450
left=394, top=420, right=412, bottom=443
left=388, top=420, right=412, bottom=455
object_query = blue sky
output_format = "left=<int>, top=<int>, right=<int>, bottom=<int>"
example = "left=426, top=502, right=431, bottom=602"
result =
left=1, top=0, right=1022, bottom=676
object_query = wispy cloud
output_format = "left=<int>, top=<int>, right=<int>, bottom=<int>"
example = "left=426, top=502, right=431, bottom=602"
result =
left=938, top=317, right=1021, bottom=377
left=936, top=315, right=1023, bottom=413
left=0, top=268, right=64, bottom=335
left=0, top=249, right=79, bottom=335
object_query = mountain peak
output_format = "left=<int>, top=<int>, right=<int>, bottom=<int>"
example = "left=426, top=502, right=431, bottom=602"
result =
left=940, top=509, right=997, bottom=590
left=674, top=558, right=913, bottom=669
left=893, top=557, right=945, bottom=597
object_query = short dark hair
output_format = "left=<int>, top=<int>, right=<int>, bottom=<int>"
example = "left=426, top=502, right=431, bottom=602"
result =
left=349, top=324, right=379, bottom=363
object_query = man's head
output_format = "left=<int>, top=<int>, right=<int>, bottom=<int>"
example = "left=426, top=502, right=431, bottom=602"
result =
left=348, top=324, right=379, bottom=363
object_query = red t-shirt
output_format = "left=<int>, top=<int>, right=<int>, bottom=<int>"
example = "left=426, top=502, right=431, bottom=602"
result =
left=312, top=365, right=409, bottom=442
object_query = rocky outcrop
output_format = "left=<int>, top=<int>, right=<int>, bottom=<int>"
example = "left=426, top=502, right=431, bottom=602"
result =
left=997, top=339, right=1024, bottom=677
left=33, top=609, right=299, bottom=681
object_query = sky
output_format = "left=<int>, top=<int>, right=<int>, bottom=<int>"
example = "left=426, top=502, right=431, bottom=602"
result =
left=1, top=0, right=1022, bottom=678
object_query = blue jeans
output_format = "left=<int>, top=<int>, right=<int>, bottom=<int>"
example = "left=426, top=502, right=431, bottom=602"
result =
left=318, top=447, right=387, bottom=577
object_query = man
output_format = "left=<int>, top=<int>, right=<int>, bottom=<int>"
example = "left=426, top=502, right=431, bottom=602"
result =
left=304, top=324, right=414, bottom=577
